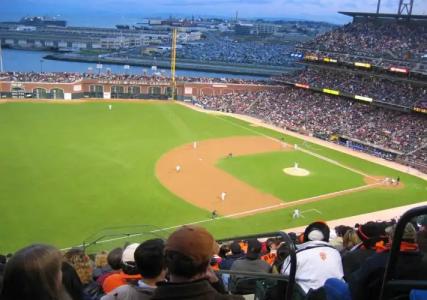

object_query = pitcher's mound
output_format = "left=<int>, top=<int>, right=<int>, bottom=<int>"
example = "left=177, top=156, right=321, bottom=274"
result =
left=283, top=167, right=310, bottom=177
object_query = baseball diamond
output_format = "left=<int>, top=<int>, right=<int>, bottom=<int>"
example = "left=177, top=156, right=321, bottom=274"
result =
left=0, top=100, right=425, bottom=253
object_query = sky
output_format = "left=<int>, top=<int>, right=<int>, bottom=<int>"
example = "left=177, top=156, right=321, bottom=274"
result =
left=1, top=0, right=426, bottom=25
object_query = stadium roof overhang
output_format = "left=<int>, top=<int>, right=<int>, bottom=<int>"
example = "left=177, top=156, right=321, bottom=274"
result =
left=339, top=11, right=427, bottom=21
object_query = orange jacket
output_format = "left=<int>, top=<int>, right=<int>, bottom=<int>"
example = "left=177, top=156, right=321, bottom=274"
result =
left=102, top=271, right=142, bottom=293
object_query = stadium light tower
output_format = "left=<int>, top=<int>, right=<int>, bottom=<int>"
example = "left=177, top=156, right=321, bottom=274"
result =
left=170, top=28, right=177, bottom=100
left=376, top=0, right=382, bottom=14
left=397, top=0, right=414, bottom=16
left=0, top=42, right=3, bottom=72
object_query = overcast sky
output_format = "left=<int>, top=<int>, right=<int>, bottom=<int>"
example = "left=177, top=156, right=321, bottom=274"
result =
left=2, top=0, right=426, bottom=25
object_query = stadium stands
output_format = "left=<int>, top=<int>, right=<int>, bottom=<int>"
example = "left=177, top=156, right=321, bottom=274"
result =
left=0, top=72, right=267, bottom=85
left=278, top=67, right=427, bottom=108
left=299, top=21, right=427, bottom=64
left=2, top=206, right=427, bottom=300
left=197, top=88, right=427, bottom=169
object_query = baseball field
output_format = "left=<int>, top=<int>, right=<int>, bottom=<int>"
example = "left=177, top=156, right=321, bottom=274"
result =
left=0, top=100, right=426, bottom=253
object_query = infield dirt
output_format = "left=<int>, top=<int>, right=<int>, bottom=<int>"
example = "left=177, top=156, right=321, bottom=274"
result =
left=156, top=136, right=399, bottom=217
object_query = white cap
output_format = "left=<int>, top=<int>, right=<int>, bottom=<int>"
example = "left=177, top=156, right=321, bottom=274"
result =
left=122, top=243, right=139, bottom=263
left=307, top=229, right=324, bottom=241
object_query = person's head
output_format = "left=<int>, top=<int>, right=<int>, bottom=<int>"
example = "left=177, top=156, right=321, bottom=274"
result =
left=0, top=254, right=6, bottom=264
left=246, top=239, right=262, bottom=260
left=230, top=241, right=242, bottom=255
left=357, top=222, right=387, bottom=249
left=335, top=225, right=352, bottom=238
left=304, top=221, right=330, bottom=242
left=121, top=243, right=139, bottom=275
left=276, top=243, right=290, bottom=261
left=94, top=251, right=108, bottom=269
left=63, top=249, right=93, bottom=285
left=107, top=247, right=123, bottom=270
left=0, top=244, right=63, bottom=300
left=343, top=229, right=362, bottom=250
left=134, top=239, right=166, bottom=280
left=386, top=223, right=417, bottom=244
left=218, top=244, right=230, bottom=258
left=265, top=238, right=279, bottom=252
left=165, top=225, right=218, bottom=281
left=402, top=223, right=417, bottom=243
left=288, top=232, right=298, bottom=244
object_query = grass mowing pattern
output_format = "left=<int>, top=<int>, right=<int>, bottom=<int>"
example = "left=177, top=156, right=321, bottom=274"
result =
left=0, top=102, right=426, bottom=252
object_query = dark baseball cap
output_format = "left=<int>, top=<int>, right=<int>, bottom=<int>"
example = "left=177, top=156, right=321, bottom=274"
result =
left=165, top=226, right=219, bottom=264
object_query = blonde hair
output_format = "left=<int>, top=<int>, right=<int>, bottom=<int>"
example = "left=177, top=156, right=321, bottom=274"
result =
left=94, top=251, right=109, bottom=268
left=343, top=229, right=361, bottom=250
left=64, top=249, right=93, bottom=285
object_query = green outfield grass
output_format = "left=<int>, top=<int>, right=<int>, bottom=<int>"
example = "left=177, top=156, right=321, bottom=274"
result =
left=217, top=151, right=365, bottom=201
left=0, top=101, right=426, bottom=253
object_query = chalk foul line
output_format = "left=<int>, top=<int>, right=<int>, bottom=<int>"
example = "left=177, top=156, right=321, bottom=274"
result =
left=60, top=182, right=381, bottom=251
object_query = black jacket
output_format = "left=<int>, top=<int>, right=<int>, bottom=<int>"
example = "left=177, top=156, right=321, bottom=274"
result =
left=348, top=250, right=427, bottom=300
left=342, top=248, right=375, bottom=279
left=151, top=279, right=244, bottom=300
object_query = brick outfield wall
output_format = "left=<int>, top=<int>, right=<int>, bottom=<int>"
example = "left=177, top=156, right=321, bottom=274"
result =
left=0, top=80, right=282, bottom=99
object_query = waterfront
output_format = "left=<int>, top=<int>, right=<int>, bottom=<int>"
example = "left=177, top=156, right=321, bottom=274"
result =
left=2, top=49, right=266, bottom=80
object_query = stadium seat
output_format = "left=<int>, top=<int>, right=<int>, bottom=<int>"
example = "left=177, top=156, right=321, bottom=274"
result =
left=379, top=206, right=427, bottom=300
left=410, top=289, right=427, bottom=300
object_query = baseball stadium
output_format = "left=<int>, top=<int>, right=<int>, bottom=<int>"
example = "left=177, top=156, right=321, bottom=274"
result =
left=0, top=4, right=427, bottom=300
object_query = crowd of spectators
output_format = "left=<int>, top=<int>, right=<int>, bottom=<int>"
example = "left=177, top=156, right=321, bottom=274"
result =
left=160, top=35, right=294, bottom=66
left=2, top=217, right=427, bottom=300
left=197, top=88, right=427, bottom=166
left=300, top=50, right=425, bottom=73
left=301, top=21, right=427, bottom=62
left=278, top=67, right=427, bottom=108
left=0, top=72, right=267, bottom=85
left=0, top=72, right=83, bottom=83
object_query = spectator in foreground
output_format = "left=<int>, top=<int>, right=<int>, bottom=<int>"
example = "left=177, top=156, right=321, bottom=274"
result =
left=62, top=261, right=91, bottom=300
left=93, top=251, right=111, bottom=281
left=272, top=243, right=291, bottom=274
left=416, top=215, right=427, bottom=253
left=348, top=223, right=427, bottom=300
left=101, top=239, right=166, bottom=300
left=0, top=244, right=63, bottom=300
left=219, top=241, right=244, bottom=270
left=229, top=239, right=271, bottom=294
left=102, top=244, right=142, bottom=294
left=261, top=238, right=279, bottom=266
left=330, top=226, right=352, bottom=252
left=341, top=229, right=361, bottom=256
left=341, top=221, right=388, bottom=278
left=281, top=221, right=344, bottom=294
left=151, top=225, right=244, bottom=300
left=231, top=239, right=271, bottom=273
left=64, top=248, right=101, bottom=299
left=96, top=248, right=123, bottom=287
